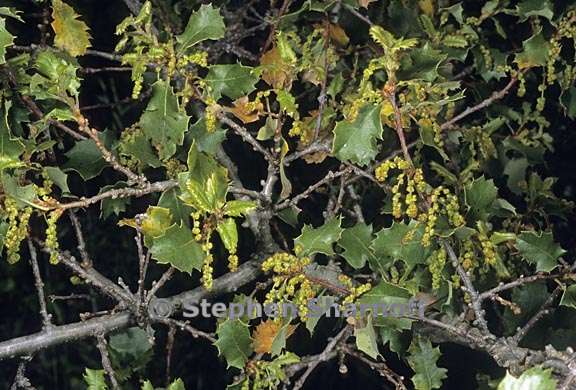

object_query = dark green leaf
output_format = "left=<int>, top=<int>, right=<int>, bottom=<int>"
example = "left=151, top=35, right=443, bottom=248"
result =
left=150, top=223, right=205, bottom=273
left=338, top=223, right=375, bottom=269
left=407, top=337, right=447, bottom=390
left=332, top=104, right=383, bottom=166
left=176, top=4, right=225, bottom=54
left=294, top=217, right=343, bottom=256
left=515, top=29, right=549, bottom=69
left=214, top=319, right=253, bottom=369
left=204, top=64, right=259, bottom=100
left=139, top=80, right=190, bottom=161
left=516, top=231, right=565, bottom=272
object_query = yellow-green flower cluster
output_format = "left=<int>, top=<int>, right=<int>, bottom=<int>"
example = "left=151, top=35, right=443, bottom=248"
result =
left=192, top=211, right=216, bottom=289
left=339, top=274, right=372, bottom=305
left=46, top=210, right=62, bottom=265
left=179, top=51, right=208, bottom=68
left=288, top=119, right=313, bottom=146
left=460, top=241, right=476, bottom=271
left=421, top=186, right=464, bottom=247
left=36, top=171, right=53, bottom=200
left=478, top=231, right=497, bottom=266
left=228, top=253, right=239, bottom=273
left=428, top=247, right=447, bottom=290
left=201, top=252, right=215, bottom=290
left=165, top=158, right=186, bottom=179
left=3, top=198, right=32, bottom=264
left=376, top=156, right=426, bottom=219
left=205, top=100, right=219, bottom=133
left=261, top=252, right=317, bottom=318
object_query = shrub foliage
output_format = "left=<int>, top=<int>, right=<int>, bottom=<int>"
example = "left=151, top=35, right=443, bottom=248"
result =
left=0, top=0, right=576, bottom=389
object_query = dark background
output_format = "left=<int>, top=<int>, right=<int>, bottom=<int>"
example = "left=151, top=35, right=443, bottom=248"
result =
left=0, top=0, right=575, bottom=389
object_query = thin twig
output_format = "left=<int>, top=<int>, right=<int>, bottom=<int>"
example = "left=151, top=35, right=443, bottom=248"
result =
left=165, top=324, right=176, bottom=387
left=443, top=241, right=490, bottom=335
left=275, top=167, right=352, bottom=210
left=440, top=75, right=519, bottom=131
left=96, top=332, right=120, bottom=390
left=479, top=269, right=575, bottom=302
left=284, top=139, right=331, bottom=165
left=69, top=212, right=91, bottom=267
left=512, top=285, right=563, bottom=345
left=146, top=267, right=176, bottom=304
left=154, top=318, right=216, bottom=343
left=80, top=67, right=131, bottom=74
left=76, top=115, right=147, bottom=186
left=341, top=345, right=407, bottom=389
left=342, top=4, right=374, bottom=26
left=55, top=180, right=177, bottom=210
left=347, top=186, right=365, bottom=224
left=27, top=240, right=52, bottom=330
left=218, top=114, right=275, bottom=163
left=292, top=326, right=350, bottom=390
left=313, top=20, right=331, bottom=141
left=387, top=87, right=414, bottom=166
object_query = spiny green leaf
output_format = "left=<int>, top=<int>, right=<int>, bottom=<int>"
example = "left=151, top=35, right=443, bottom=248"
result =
left=0, top=7, right=23, bottom=22
left=442, top=3, right=464, bottom=24
left=120, top=132, right=162, bottom=168
left=294, top=217, right=343, bottom=256
left=371, top=221, right=429, bottom=267
left=83, top=368, right=107, bottom=390
left=141, top=380, right=154, bottom=390
left=276, top=89, right=298, bottom=118
left=497, top=367, right=556, bottom=390
left=109, top=327, right=152, bottom=357
left=176, top=4, right=225, bottom=54
left=465, top=176, right=498, bottom=221
left=0, top=8, right=21, bottom=64
left=332, top=104, right=383, bottom=166
left=204, top=64, right=259, bottom=100
left=149, top=223, right=205, bottom=273
left=516, top=231, right=565, bottom=272
left=51, top=0, right=91, bottom=56
left=443, top=34, right=468, bottom=48
left=214, top=319, right=253, bottom=369
left=338, top=223, right=375, bottom=269
left=279, top=137, right=292, bottom=199
left=398, top=43, right=447, bottom=82
left=270, top=321, right=294, bottom=356
left=44, top=166, right=69, bottom=194
left=407, top=337, right=447, bottom=390
left=515, top=29, right=549, bottom=69
left=182, top=178, right=214, bottom=213
left=30, top=50, right=80, bottom=99
left=0, top=18, right=14, bottom=65
left=140, top=80, right=190, bottom=161
left=187, top=117, right=227, bottom=156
